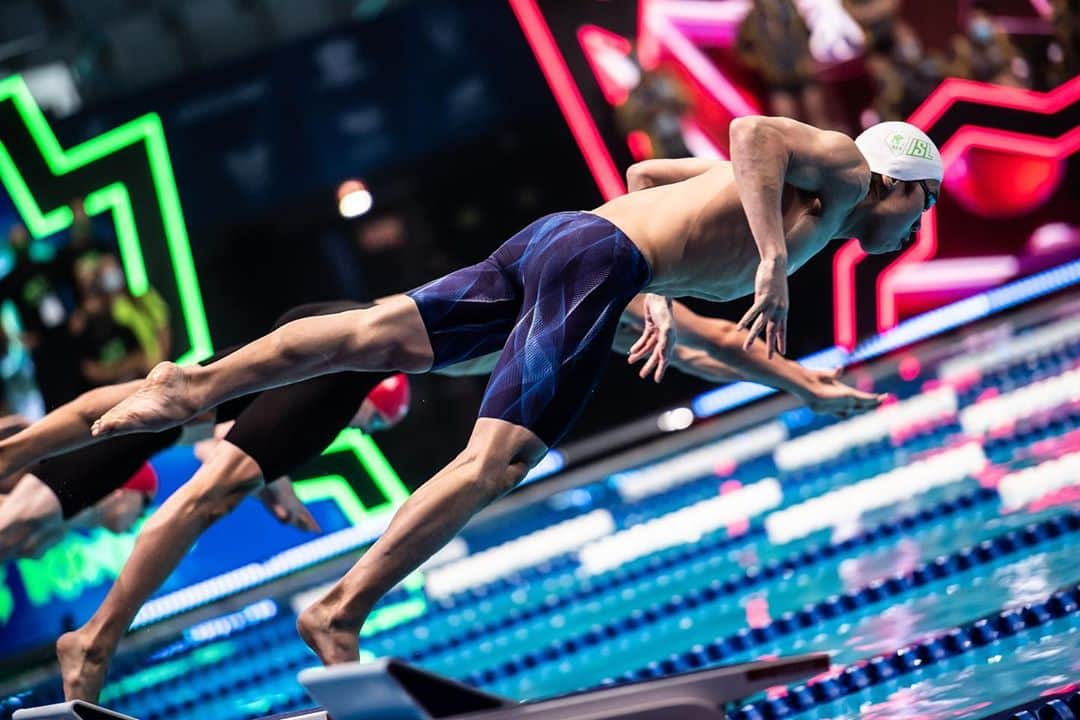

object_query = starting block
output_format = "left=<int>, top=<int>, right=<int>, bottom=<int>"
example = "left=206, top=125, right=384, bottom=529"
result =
left=15, top=653, right=829, bottom=720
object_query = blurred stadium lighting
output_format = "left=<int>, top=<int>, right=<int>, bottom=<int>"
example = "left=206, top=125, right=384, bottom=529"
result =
left=337, top=179, right=373, bottom=218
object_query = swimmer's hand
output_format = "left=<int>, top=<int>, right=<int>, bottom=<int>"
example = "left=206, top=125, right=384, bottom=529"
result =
left=258, top=477, right=322, bottom=533
left=738, top=258, right=788, bottom=358
left=801, top=368, right=887, bottom=418
left=628, top=294, right=676, bottom=383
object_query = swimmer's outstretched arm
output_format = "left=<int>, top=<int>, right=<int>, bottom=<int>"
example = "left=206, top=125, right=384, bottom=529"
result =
left=437, top=298, right=881, bottom=416
left=617, top=297, right=884, bottom=416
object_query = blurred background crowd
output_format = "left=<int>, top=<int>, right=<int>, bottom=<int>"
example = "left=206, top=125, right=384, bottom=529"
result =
left=619, top=0, right=1078, bottom=146
left=0, top=200, right=169, bottom=419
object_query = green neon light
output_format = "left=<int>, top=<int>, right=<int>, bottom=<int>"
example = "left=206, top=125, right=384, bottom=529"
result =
left=0, top=567, right=12, bottom=625
left=323, top=428, right=409, bottom=506
left=293, top=428, right=410, bottom=526
left=15, top=518, right=145, bottom=607
left=0, top=75, right=211, bottom=363
left=360, top=597, right=427, bottom=637
left=294, top=475, right=372, bottom=525
left=84, top=182, right=148, bottom=295
left=99, top=640, right=237, bottom=703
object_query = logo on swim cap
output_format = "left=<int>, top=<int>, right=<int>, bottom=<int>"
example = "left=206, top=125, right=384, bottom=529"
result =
left=856, top=121, right=943, bottom=182
left=887, top=132, right=936, bottom=161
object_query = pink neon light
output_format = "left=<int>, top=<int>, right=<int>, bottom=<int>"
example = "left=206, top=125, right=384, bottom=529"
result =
left=876, top=204, right=939, bottom=331
left=647, top=10, right=759, bottom=117
left=877, top=125, right=1080, bottom=330
left=888, top=255, right=1020, bottom=291
left=831, top=239, right=868, bottom=350
left=1028, top=0, right=1054, bottom=20
left=661, top=0, right=751, bottom=23
left=638, top=0, right=660, bottom=69
left=834, top=77, right=1080, bottom=347
left=577, top=24, right=635, bottom=107
left=507, top=0, right=626, bottom=200
left=680, top=117, right=727, bottom=159
left=908, top=76, right=1080, bottom=133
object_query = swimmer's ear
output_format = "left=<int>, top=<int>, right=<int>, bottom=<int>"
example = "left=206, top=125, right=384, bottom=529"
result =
left=879, top=175, right=901, bottom=195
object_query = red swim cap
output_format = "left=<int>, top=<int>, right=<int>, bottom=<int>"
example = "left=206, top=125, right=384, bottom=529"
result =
left=367, top=373, right=411, bottom=426
left=121, top=462, right=159, bottom=500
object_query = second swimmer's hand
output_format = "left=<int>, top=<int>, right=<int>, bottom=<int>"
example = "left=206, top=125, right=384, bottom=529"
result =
left=628, top=294, right=676, bottom=383
left=258, top=478, right=322, bottom=533
left=801, top=368, right=888, bottom=418
left=738, top=258, right=788, bottom=358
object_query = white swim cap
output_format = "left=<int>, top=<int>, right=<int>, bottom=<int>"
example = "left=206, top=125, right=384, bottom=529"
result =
left=854, top=122, right=943, bottom=182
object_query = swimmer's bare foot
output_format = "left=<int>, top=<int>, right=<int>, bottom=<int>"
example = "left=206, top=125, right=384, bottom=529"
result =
left=92, top=362, right=199, bottom=438
left=56, top=629, right=112, bottom=702
left=297, top=600, right=363, bottom=665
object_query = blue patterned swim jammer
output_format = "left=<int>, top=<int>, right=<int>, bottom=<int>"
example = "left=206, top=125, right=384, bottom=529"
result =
left=405, top=211, right=653, bottom=446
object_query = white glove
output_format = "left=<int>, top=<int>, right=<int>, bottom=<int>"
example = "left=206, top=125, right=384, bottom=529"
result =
left=794, top=0, right=866, bottom=64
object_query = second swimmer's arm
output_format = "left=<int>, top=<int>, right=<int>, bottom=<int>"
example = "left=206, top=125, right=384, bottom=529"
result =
left=626, top=158, right=721, bottom=191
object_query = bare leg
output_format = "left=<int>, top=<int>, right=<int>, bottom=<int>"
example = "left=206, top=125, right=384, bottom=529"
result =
left=93, top=296, right=434, bottom=439
left=297, top=418, right=546, bottom=664
left=0, top=382, right=142, bottom=490
left=56, top=441, right=264, bottom=701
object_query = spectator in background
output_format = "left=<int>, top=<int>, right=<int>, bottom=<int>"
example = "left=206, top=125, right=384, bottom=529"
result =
left=866, top=22, right=946, bottom=121
left=99, top=254, right=171, bottom=367
left=0, top=223, right=83, bottom=410
left=615, top=66, right=693, bottom=159
left=843, top=0, right=901, bottom=55
left=352, top=213, right=442, bottom=298
left=68, top=254, right=148, bottom=389
left=736, top=0, right=833, bottom=128
left=56, top=199, right=106, bottom=304
left=947, top=8, right=1030, bottom=87
left=1046, top=0, right=1079, bottom=86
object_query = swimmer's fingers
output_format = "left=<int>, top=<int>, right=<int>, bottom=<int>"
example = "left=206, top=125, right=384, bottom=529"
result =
left=653, top=323, right=674, bottom=383
left=628, top=329, right=655, bottom=364
left=852, top=390, right=884, bottom=411
left=258, top=480, right=320, bottom=533
left=291, top=504, right=322, bottom=534
left=639, top=344, right=660, bottom=380
left=742, top=313, right=767, bottom=351
left=736, top=303, right=760, bottom=333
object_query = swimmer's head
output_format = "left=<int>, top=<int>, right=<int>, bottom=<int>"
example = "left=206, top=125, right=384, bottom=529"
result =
left=351, top=374, right=412, bottom=432
left=97, top=253, right=127, bottom=294
left=102, top=463, right=158, bottom=533
left=853, top=122, right=942, bottom=254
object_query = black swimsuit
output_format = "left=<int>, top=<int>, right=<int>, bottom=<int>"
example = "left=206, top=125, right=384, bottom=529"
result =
left=36, top=301, right=391, bottom=518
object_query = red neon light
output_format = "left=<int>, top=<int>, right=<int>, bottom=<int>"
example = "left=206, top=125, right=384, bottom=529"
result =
left=831, top=238, right=868, bottom=349
left=908, top=75, right=1080, bottom=130
left=834, top=77, right=1080, bottom=347
left=626, top=130, right=655, bottom=161
left=507, top=0, right=626, bottom=201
